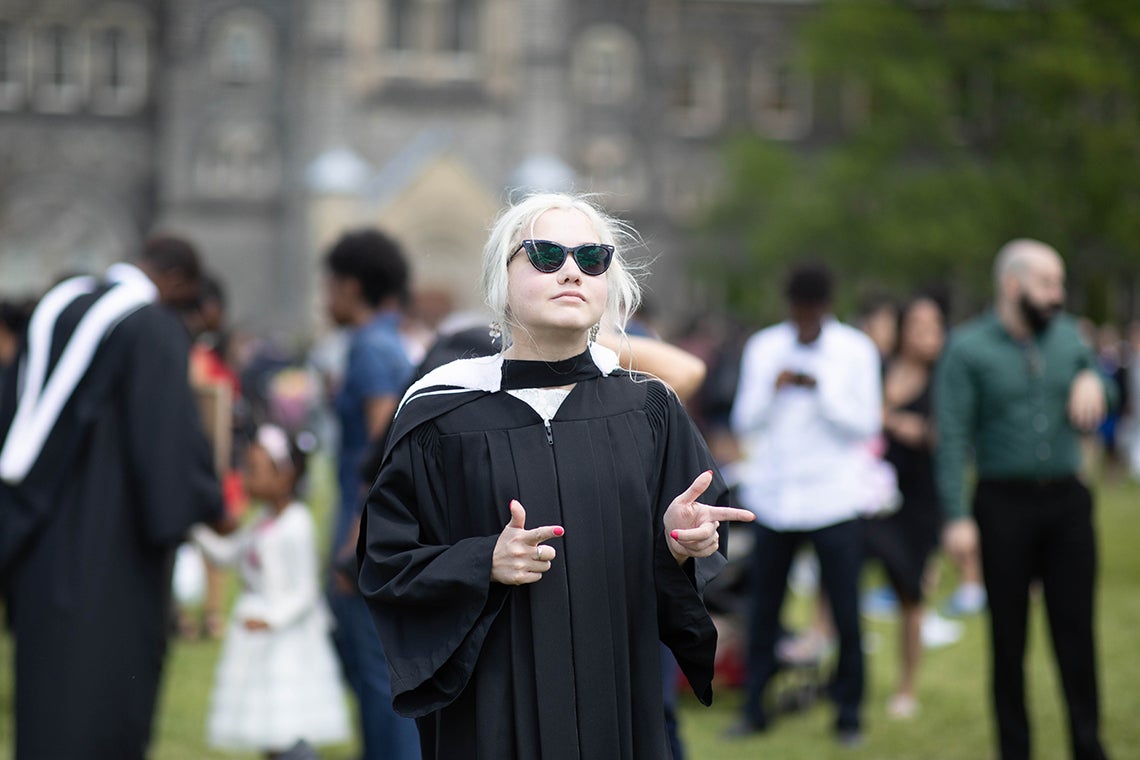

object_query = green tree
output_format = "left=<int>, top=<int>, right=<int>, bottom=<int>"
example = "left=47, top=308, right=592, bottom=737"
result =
left=704, top=0, right=1140, bottom=325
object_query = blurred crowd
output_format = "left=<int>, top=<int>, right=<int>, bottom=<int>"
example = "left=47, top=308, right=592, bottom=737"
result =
left=0, top=224, right=1125, bottom=760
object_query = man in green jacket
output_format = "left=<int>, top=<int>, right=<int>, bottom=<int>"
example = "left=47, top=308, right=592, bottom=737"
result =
left=935, top=239, right=1115, bottom=760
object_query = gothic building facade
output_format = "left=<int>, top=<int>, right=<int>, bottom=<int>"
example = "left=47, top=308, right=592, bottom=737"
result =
left=0, top=0, right=815, bottom=337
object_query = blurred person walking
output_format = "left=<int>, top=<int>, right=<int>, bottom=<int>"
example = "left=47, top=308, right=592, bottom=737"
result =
left=192, top=424, right=350, bottom=757
left=322, top=228, right=420, bottom=759
left=936, top=239, right=1115, bottom=760
left=0, top=236, right=224, bottom=759
left=728, top=263, right=882, bottom=746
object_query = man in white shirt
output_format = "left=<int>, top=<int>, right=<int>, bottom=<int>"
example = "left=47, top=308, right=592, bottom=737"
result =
left=728, top=263, right=882, bottom=746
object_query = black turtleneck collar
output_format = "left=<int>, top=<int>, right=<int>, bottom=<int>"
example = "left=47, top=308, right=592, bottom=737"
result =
left=501, top=349, right=601, bottom=390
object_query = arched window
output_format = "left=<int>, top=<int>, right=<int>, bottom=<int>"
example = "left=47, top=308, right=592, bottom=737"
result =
left=209, top=10, right=275, bottom=85
left=194, top=121, right=281, bottom=200
left=581, top=135, right=645, bottom=205
left=668, top=51, right=725, bottom=137
left=571, top=24, right=640, bottom=106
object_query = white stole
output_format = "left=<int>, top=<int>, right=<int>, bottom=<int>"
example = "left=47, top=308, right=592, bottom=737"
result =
left=0, top=263, right=158, bottom=485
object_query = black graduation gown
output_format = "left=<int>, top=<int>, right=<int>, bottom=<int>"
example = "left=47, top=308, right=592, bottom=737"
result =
left=359, top=357, right=729, bottom=760
left=0, top=298, right=223, bottom=759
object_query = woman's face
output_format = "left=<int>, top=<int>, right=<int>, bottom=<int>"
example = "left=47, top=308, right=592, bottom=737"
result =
left=505, top=208, right=608, bottom=343
left=899, top=299, right=944, bottom=364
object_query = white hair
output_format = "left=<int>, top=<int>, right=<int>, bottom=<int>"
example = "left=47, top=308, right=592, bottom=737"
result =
left=481, top=192, right=644, bottom=347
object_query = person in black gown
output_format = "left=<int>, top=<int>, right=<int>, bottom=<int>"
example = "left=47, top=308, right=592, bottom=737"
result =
left=0, top=236, right=225, bottom=759
left=357, top=193, right=754, bottom=759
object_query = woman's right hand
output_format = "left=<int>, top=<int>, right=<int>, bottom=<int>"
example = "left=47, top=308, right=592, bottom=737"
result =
left=491, top=500, right=565, bottom=586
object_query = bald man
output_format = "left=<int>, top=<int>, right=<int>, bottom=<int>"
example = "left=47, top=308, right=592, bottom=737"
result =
left=935, top=240, right=1115, bottom=760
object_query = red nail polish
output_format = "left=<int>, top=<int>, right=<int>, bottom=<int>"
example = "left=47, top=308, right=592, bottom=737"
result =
left=553, top=526, right=565, bottom=537
left=670, top=530, right=679, bottom=540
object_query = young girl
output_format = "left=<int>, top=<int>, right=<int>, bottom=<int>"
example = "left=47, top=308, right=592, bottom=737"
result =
left=358, top=193, right=755, bottom=758
left=192, top=424, right=350, bottom=758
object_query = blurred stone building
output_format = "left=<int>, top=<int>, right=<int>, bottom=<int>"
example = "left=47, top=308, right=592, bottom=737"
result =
left=0, top=0, right=815, bottom=338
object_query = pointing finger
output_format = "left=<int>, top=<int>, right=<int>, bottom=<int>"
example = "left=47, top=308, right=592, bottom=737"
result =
left=704, top=506, right=755, bottom=524
left=523, top=525, right=566, bottom=546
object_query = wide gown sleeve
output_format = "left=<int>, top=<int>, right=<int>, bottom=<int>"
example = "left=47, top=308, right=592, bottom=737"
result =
left=647, top=382, right=730, bottom=707
left=357, top=423, right=510, bottom=718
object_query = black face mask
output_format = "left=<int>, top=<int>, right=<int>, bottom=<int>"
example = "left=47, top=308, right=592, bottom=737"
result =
left=1018, top=293, right=1062, bottom=334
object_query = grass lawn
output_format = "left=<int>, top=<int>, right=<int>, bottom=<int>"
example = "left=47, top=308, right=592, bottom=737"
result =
left=2, top=466, right=1138, bottom=759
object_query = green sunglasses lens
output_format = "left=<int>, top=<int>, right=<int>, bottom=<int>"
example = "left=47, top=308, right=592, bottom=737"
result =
left=530, top=241, right=567, bottom=272
left=575, top=245, right=610, bottom=275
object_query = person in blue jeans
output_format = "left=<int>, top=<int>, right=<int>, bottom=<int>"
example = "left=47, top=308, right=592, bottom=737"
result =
left=323, top=228, right=420, bottom=759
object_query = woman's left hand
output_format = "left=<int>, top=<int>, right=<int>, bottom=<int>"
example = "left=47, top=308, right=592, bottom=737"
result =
left=663, top=471, right=755, bottom=563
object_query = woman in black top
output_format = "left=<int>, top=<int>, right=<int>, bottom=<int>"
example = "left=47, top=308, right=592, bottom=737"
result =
left=864, top=295, right=947, bottom=719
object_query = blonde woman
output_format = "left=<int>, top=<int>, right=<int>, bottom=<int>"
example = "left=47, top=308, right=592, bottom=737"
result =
left=358, top=193, right=753, bottom=758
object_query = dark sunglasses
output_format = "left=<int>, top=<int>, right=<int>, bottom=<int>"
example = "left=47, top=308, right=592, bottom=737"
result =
left=509, top=239, right=615, bottom=276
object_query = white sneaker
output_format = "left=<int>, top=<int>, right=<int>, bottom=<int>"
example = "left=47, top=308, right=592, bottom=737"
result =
left=887, top=693, right=920, bottom=720
left=921, top=611, right=964, bottom=649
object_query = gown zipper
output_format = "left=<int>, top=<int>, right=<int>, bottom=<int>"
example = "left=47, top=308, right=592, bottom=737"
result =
left=544, top=417, right=553, bottom=445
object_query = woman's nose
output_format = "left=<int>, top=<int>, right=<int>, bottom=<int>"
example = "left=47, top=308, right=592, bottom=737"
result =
left=559, top=260, right=583, bottom=283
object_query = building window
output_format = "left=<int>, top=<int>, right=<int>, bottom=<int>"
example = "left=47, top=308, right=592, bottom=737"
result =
left=571, top=25, right=640, bottom=106
left=194, top=121, right=281, bottom=200
left=33, top=23, right=83, bottom=113
left=89, top=20, right=150, bottom=115
left=378, top=0, right=482, bottom=82
left=0, top=22, right=26, bottom=110
left=209, top=11, right=274, bottom=85
left=750, top=57, right=812, bottom=140
left=45, top=25, right=67, bottom=87
left=668, top=53, right=725, bottom=137
left=389, top=0, right=414, bottom=50
left=443, top=0, right=478, bottom=53
left=581, top=135, right=645, bottom=205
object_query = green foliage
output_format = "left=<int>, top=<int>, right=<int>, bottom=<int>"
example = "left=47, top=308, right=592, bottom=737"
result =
left=703, top=0, right=1140, bottom=324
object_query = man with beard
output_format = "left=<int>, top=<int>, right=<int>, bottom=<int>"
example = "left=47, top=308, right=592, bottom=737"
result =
left=935, top=239, right=1116, bottom=760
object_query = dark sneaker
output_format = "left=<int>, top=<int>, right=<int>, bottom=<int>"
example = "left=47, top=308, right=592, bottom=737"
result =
left=723, top=716, right=768, bottom=739
left=836, top=727, right=865, bottom=749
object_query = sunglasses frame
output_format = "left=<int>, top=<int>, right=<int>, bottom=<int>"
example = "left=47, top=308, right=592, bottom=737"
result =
left=509, top=239, right=615, bottom=276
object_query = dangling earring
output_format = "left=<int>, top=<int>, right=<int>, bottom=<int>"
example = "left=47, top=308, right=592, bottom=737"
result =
left=489, top=321, right=502, bottom=345
left=588, top=323, right=600, bottom=344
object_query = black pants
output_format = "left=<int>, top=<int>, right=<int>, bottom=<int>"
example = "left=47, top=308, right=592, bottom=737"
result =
left=742, top=519, right=864, bottom=732
left=974, top=478, right=1108, bottom=760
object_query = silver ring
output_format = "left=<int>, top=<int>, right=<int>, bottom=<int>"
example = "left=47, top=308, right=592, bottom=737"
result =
left=535, top=547, right=543, bottom=561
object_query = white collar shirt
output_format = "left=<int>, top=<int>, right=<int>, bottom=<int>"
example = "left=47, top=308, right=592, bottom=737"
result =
left=730, top=317, right=883, bottom=531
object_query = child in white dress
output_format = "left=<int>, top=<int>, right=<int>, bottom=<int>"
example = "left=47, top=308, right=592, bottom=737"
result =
left=192, top=424, right=350, bottom=758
